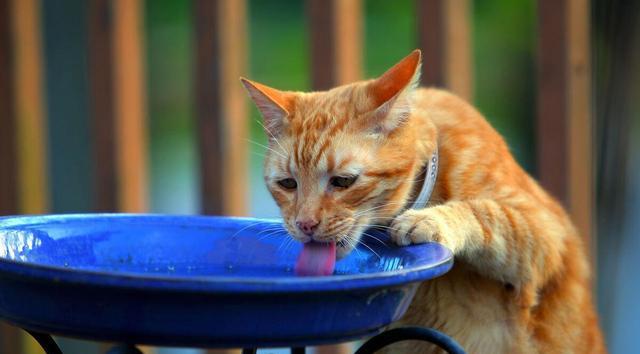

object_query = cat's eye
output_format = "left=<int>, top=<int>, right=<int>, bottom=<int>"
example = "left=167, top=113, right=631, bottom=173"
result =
left=277, top=178, right=297, bottom=190
left=330, top=175, right=358, bottom=189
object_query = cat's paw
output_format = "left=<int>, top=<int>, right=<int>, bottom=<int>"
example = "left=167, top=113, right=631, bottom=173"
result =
left=389, top=209, right=459, bottom=253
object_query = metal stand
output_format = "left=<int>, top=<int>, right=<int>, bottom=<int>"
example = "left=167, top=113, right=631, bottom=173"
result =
left=25, top=327, right=464, bottom=354
left=105, top=344, right=144, bottom=354
left=26, top=331, right=63, bottom=354
left=244, top=347, right=305, bottom=353
left=26, top=331, right=144, bottom=354
left=355, top=327, right=466, bottom=354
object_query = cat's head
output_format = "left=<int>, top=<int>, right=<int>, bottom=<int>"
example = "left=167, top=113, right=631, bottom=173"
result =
left=242, top=50, right=435, bottom=256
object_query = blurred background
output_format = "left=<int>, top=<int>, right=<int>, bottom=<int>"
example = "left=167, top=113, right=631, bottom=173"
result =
left=0, top=0, right=638, bottom=353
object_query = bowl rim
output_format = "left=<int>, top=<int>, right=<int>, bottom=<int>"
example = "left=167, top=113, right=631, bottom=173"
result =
left=0, top=213, right=453, bottom=294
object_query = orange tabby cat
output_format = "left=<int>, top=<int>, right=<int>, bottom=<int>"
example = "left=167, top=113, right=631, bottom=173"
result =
left=241, top=50, right=606, bottom=354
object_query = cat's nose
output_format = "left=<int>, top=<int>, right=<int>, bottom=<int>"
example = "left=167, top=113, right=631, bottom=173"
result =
left=296, top=219, right=319, bottom=236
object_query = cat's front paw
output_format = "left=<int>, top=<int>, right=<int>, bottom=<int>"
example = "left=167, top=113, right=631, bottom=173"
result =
left=389, top=209, right=459, bottom=253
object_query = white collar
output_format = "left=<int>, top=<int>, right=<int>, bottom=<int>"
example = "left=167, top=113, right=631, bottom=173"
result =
left=409, top=147, right=439, bottom=210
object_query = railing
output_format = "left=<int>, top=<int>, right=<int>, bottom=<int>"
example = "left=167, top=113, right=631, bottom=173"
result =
left=0, top=0, right=592, bottom=353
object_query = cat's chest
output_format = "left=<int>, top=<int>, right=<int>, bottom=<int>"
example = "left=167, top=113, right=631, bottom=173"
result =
left=398, top=265, right=523, bottom=354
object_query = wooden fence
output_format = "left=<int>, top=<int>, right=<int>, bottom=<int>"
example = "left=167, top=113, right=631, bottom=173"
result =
left=0, top=0, right=592, bottom=353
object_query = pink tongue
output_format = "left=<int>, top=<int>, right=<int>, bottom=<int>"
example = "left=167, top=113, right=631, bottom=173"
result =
left=295, top=241, right=337, bottom=276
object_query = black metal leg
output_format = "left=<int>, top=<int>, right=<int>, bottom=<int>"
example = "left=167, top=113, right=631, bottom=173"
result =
left=291, top=347, right=305, bottom=354
left=242, top=349, right=257, bottom=354
left=106, top=344, right=144, bottom=354
left=355, top=327, right=466, bottom=354
left=26, top=331, right=63, bottom=354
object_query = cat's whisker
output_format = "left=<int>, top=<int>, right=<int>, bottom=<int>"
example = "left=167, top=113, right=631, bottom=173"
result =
left=281, top=237, right=298, bottom=255
left=360, top=231, right=390, bottom=248
left=352, top=239, right=363, bottom=258
left=358, top=222, right=397, bottom=228
left=354, top=202, right=405, bottom=215
left=277, top=238, right=288, bottom=253
left=357, top=217, right=401, bottom=229
left=246, top=138, right=287, bottom=159
left=261, top=230, right=288, bottom=238
left=256, top=227, right=286, bottom=234
left=256, top=228, right=287, bottom=240
left=230, top=220, right=274, bottom=239
left=255, top=118, right=288, bottom=156
left=355, top=236, right=381, bottom=259
left=343, top=234, right=362, bottom=258
left=254, top=226, right=285, bottom=234
left=360, top=220, right=401, bottom=232
left=364, top=216, right=401, bottom=221
left=353, top=201, right=407, bottom=217
left=276, top=236, right=293, bottom=253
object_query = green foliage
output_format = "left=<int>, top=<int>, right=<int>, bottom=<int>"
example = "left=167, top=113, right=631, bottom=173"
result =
left=473, top=0, right=536, bottom=172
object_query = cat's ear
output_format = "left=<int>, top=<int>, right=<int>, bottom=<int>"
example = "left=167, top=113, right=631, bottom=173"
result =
left=240, top=78, right=293, bottom=133
left=367, top=50, right=421, bottom=133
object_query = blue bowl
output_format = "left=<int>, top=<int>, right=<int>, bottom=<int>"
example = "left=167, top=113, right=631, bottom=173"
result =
left=0, top=214, right=452, bottom=348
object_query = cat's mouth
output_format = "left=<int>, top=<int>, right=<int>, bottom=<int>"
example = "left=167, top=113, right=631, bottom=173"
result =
left=287, top=220, right=363, bottom=258
left=335, top=239, right=355, bottom=259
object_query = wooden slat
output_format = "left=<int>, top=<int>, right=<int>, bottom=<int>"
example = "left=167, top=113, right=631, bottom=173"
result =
left=537, top=0, right=593, bottom=246
left=0, top=323, right=21, bottom=354
left=13, top=0, right=49, bottom=214
left=416, top=0, right=472, bottom=100
left=194, top=0, right=221, bottom=215
left=113, top=0, right=148, bottom=213
left=443, top=0, right=472, bottom=100
left=0, top=0, right=18, bottom=216
left=567, top=0, right=593, bottom=251
left=88, top=0, right=117, bottom=212
left=12, top=2, right=48, bottom=351
left=335, top=0, right=362, bottom=85
left=195, top=0, right=248, bottom=216
left=88, top=0, right=148, bottom=213
left=307, top=0, right=362, bottom=90
left=0, top=0, right=47, bottom=351
left=0, top=1, right=22, bottom=351
left=417, top=0, right=444, bottom=88
left=537, top=0, right=569, bottom=206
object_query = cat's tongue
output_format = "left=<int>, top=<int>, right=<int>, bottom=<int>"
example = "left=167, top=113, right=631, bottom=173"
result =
left=295, top=241, right=336, bottom=276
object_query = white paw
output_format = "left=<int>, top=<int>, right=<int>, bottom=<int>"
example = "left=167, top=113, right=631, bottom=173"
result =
left=390, top=209, right=458, bottom=253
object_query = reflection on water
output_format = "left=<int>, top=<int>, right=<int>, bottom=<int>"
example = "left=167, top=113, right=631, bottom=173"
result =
left=0, top=229, right=45, bottom=261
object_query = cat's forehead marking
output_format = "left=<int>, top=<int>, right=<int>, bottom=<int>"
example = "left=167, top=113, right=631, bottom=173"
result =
left=269, top=85, right=369, bottom=178
left=294, top=105, right=360, bottom=172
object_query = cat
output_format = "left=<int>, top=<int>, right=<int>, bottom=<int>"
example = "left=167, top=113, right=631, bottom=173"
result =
left=241, top=50, right=606, bottom=354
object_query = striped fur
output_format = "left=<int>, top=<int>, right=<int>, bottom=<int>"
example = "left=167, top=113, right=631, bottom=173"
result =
left=242, top=50, right=606, bottom=353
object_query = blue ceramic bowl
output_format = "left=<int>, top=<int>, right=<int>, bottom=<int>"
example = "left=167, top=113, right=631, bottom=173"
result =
left=0, top=214, right=452, bottom=348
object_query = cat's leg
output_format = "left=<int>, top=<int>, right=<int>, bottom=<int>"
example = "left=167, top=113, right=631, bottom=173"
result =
left=389, top=199, right=570, bottom=296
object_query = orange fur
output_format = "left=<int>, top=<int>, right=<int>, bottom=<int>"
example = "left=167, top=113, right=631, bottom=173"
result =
left=241, top=50, right=606, bottom=353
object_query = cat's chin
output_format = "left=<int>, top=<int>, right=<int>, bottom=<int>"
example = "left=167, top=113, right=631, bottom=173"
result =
left=335, top=239, right=358, bottom=259
left=336, top=245, right=352, bottom=259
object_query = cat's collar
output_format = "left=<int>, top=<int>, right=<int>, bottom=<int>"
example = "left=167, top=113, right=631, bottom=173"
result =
left=409, top=147, right=439, bottom=210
